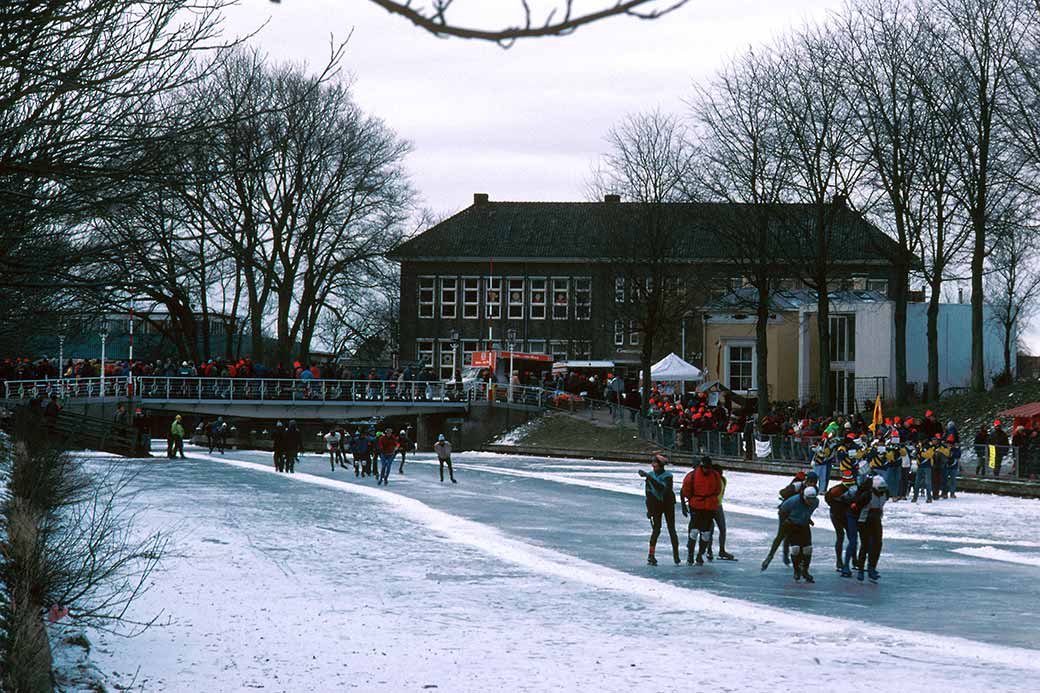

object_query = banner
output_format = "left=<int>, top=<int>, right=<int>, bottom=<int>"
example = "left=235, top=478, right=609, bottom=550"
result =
left=755, top=439, right=773, bottom=459
left=868, top=394, right=883, bottom=433
left=989, top=445, right=997, bottom=469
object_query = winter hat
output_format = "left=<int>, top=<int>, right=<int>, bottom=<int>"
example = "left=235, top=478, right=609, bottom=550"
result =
left=841, top=469, right=855, bottom=484
left=934, top=433, right=941, bottom=439
left=805, top=471, right=819, bottom=482
left=803, top=486, right=818, bottom=500
left=925, top=410, right=934, bottom=418
left=652, top=453, right=669, bottom=466
left=437, top=434, right=446, bottom=441
left=699, top=455, right=712, bottom=467
left=872, top=475, right=887, bottom=490
left=947, top=434, right=956, bottom=442
left=994, top=420, right=1002, bottom=428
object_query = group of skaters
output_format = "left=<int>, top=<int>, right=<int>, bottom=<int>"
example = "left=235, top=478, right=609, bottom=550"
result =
left=270, top=424, right=457, bottom=484
left=639, top=411, right=970, bottom=584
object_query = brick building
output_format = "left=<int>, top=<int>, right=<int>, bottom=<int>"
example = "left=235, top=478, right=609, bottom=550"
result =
left=388, top=193, right=899, bottom=381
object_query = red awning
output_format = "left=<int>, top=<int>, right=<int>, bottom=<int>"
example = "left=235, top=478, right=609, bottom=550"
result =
left=997, top=402, right=1040, bottom=419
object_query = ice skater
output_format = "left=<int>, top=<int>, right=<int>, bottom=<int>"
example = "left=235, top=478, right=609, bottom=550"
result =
left=639, top=454, right=680, bottom=566
left=680, top=456, right=721, bottom=565
left=778, top=484, right=819, bottom=583
left=434, top=434, right=457, bottom=483
left=710, top=461, right=736, bottom=560
left=761, top=471, right=816, bottom=571
left=824, top=469, right=857, bottom=573
left=376, top=428, right=398, bottom=485
left=398, top=429, right=415, bottom=474
left=855, top=475, right=888, bottom=582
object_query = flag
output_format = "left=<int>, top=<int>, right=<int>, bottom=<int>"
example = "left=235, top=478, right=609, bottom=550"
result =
left=989, top=444, right=997, bottom=469
left=868, top=394, right=883, bottom=433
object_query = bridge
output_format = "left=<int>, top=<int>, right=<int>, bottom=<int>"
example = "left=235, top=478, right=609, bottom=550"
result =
left=2, top=376, right=472, bottom=420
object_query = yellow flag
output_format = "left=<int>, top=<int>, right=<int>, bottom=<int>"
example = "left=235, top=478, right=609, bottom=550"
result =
left=989, top=444, right=997, bottom=469
left=868, top=394, right=883, bottom=433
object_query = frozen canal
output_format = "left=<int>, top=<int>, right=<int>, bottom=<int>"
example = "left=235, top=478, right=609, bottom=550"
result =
left=84, top=446, right=1040, bottom=692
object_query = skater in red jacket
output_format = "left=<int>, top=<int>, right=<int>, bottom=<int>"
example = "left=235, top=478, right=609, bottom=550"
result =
left=680, top=456, right=722, bottom=565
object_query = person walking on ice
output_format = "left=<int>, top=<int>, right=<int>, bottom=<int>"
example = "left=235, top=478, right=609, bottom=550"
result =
left=639, top=454, right=680, bottom=566
left=434, top=434, right=457, bottom=483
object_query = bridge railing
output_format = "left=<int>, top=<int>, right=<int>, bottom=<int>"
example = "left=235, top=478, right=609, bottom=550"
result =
left=133, top=377, right=462, bottom=403
left=3, top=377, right=129, bottom=401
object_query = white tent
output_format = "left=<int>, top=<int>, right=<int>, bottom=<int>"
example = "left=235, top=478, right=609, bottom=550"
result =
left=648, top=353, right=703, bottom=382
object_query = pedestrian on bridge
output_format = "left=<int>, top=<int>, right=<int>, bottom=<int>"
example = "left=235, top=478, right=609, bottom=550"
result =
left=639, top=454, right=680, bottom=566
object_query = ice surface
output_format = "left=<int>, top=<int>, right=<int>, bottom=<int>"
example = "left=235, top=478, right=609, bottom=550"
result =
left=78, top=447, right=1040, bottom=692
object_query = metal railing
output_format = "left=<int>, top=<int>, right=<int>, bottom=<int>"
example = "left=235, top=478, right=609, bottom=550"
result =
left=132, top=377, right=461, bottom=404
left=3, top=377, right=129, bottom=401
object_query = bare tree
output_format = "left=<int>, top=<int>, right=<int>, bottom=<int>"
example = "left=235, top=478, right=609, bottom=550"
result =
left=689, top=48, right=792, bottom=417
left=274, top=1, right=691, bottom=45
left=987, top=206, right=1040, bottom=380
left=770, top=25, right=867, bottom=413
left=588, top=110, right=706, bottom=412
left=927, top=0, right=1036, bottom=391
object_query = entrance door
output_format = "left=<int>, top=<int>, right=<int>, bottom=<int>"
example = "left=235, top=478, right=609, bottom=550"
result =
left=829, top=368, right=855, bottom=414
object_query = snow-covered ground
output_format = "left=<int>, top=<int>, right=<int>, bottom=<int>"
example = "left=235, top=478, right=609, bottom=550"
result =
left=78, top=446, right=1040, bottom=692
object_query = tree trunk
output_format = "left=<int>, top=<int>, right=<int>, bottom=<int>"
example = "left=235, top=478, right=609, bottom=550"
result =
left=755, top=283, right=769, bottom=420
left=640, top=337, right=654, bottom=416
left=817, top=289, right=832, bottom=414
left=927, top=278, right=941, bottom=402
left=893, top=266, right=909, bottom=405
left=1004, top=320, right=1013, bottom=378
left=971, top=217, right=986, bottom=391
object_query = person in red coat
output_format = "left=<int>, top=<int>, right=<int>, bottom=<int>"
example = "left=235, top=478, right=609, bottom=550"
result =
left=681, top=456, right=722, bottom=565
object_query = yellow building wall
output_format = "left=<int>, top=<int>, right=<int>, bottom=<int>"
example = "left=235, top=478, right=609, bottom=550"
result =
left=704, top=317, right=802, bottom=402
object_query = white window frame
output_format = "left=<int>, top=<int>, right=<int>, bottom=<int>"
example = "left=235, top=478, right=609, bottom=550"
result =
left=418, top=276, right=435, bottom=319
left=573, top=340, right=591, bottom=359
left=629, top=320, right=640, bottom=346
left=552, top=278, right=569, bottom=320
left=575, top=277, right=591, bottom=320
left=614, top=319, right=624, bottom=346
left=485, top=276, right=502, bottom=319
left=462, top=277, right=480, bottom=319
left=416, top=339, right=435, bottom=368
left=508, top=277, right=525, bottom=320
left=529, top=277, right=547, bottom=320
left=724, top=340, right=755, bottom=392
left=550, top=340, right=568, bottom=362
left=462, top=339, right=480, bottom=366
left=439, top=277, right=457, bottom=319
left=438, top=339, right=455, bottom=381
left=528, top=339, right=546, bottom=355
left=867, top=278, right=888, bottom=294
left=615, top=276, right=625, bottom=303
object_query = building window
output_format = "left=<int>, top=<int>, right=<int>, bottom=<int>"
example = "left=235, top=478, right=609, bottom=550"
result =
left=416, top=339, right=434, bottom=368
left=573, top=340, right=591, bottom=359
left=438, top=340, right=455, bottom=381
left=829, top=314, right=856, bottom=362
left=418, top=277, right=435, bottom=319
left=629, top=320, right=640, bottom=346
left=727, top=344, right=754, bottom=391
left=575, top=277, right=591, bottom=320
left=529, top=278, right=546, bottom=319
left=552, top=278, right=569, bottom=320
left=867, top=278, right=888, bottom=294
left=508, top=278, right=525, bottom=320
left=614, top=320, right=624, bottom=346
left=439, top=277, right=457, bottom=319
left=462, top=278, right=479, bottom=319
left=462, top=340, right=480, bottom=365
left=528, top=339, right=546, bottom=355
left=485, top=277, right=501, bottom=319
left=615, top=276, right=625, bottom=303
left=550, top=340, right=568, bottom=362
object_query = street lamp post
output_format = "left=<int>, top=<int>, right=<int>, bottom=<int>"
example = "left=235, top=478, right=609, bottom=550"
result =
left=449, top=328, right=459, bottom=400
left=100, top=320, right=109, bottom=400
left=58, top=335, right=65, bottom=380
left=507, top=328, right=517, bottom=403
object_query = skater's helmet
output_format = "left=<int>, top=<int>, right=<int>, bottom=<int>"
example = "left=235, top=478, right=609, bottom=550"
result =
left=872, top=475, right=887, bottom=490
left=437, top=434, right=446, bottom=441
left=802, top=486, right=818, bottom=500
left=699, top=455, right=711, bottom=467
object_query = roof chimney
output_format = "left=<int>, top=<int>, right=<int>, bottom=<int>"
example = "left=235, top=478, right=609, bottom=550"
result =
left=832, top=193, right=847, bottom=207
left=473, top=193, right=489, bottom=205
left=604, top=194, right=621, bottom=203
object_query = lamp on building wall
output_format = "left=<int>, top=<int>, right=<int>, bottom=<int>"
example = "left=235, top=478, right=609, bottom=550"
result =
left=507, top=328, right=517, bottom=401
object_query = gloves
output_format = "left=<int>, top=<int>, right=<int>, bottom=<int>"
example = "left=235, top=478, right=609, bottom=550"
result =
left=850, top=503, right=859, bottom=513
left=681, top=505, right=689, bottom=517
left=809, top=519, right=814, bottom=526
left=638, top=470, right=647, bottom=477
left=646, top=510, right=652, bottom=519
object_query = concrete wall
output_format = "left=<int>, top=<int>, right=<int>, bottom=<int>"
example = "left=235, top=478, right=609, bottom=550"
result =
left=906, top=303, right=1012, bottom=392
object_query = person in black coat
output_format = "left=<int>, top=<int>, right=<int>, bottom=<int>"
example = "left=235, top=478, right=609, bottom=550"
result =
left=272, top=421, right=286, bottom=472
left=973, top=426, right=989, bottom=476
left=989, top=420, right=1010, bottom=477
left=284, top=420, right=302, bottom=473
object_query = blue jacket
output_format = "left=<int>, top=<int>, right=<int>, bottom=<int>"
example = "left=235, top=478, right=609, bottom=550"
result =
left=780, top=492, right=819, bottom=526
left=643, top=470, right=675, bottom=505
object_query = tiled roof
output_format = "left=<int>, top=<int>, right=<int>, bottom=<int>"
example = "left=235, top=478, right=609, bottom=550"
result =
left=706, top=288, right=889, bottom=312
left=389, top=200, right=901, bottom=262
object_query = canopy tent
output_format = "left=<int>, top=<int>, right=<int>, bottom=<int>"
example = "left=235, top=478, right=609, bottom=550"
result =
left=647, top=353, right=703, bottom=382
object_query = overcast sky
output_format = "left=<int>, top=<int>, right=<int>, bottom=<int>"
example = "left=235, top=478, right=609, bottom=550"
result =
left=221, top=0, right=846, bottom=216
left=219, top=0, right=1038, bottom=351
